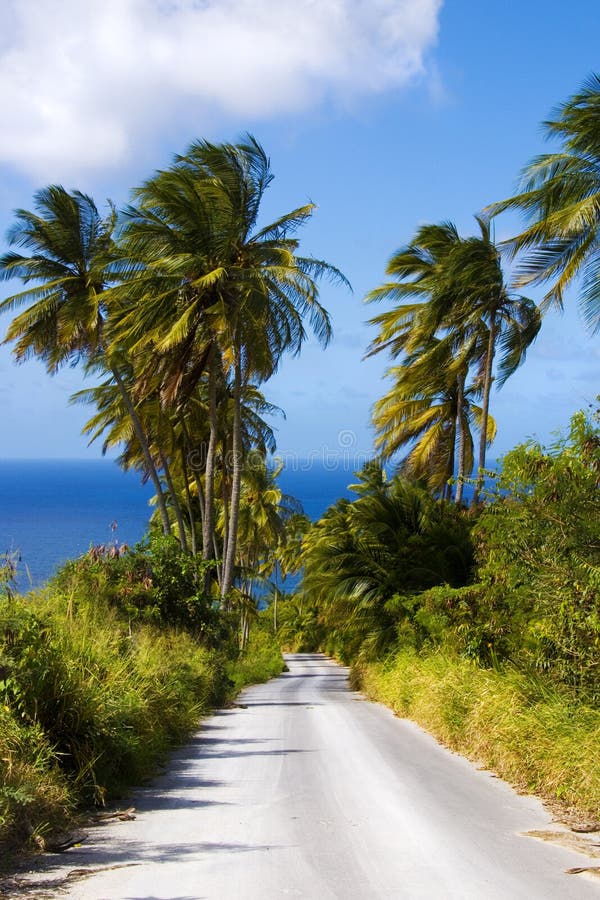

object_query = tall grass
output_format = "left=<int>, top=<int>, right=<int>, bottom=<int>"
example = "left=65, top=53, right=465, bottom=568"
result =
left=0, top=707, right=72, bottom=850
left=0, top=583, right=282, bottom=856
left=227, top=621, right=286, bottom=692
left=357, top=649, right=600, bottom=819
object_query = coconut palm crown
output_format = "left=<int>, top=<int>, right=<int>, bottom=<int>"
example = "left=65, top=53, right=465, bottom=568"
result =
left=488, top=73, right=600, bottom=330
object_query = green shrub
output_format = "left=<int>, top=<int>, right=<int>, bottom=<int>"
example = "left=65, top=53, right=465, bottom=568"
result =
left=51, top=534, right=220, bottom=638
left=0, top=593, right=224, bottom=805
left=0, top=575, right=281, bottom=855
left=475, top=411, right=600, bottom=695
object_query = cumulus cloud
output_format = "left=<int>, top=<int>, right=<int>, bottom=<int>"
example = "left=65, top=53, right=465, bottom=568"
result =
left=0, top=0, right=442, bottom=179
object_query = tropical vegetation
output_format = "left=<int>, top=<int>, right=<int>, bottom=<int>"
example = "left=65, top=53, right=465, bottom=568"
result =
left=0, top=545, right=283, bottom=855
left=488, top=72, right=600, bottom=327
left=273, top=75, right=600, bottom=821
left=365, top=218, right=541, bottom=502
left=0, top=135, right=346, bottom=622
left=3, top=72, right=600, bottom=852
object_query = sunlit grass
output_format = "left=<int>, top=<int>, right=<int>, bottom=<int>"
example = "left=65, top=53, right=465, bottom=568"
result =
left=0, top=587, right=282, bottom=856
left=358, top=649, right=600, bottom=819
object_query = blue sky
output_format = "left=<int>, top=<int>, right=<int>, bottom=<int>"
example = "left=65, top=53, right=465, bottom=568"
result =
left=0, top=0, right=599, bottom=461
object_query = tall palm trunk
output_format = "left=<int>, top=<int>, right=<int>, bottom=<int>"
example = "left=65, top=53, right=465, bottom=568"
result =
left=159, top=448, right=188, bottom=553
left=180, top=446, right=197, bottom=555
left=455, top=370, right=467, bottom=505
left=222, top=352, right=242, bottom=603
left=111, top=365, right=171, bottom=535
left=202, top=350, right=218, bottom=570
left=444, top=424, right=456, bottom=501
left=473, top=314, right=497, bottom=506
left=216, top=467, right=228, bottom=590
left=179, top=415, right=205, bottom=533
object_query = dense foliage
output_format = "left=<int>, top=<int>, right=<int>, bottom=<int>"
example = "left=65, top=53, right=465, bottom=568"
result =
left=280, top=415, right=600, bottom=817
left=0, top=137, right=346, bottom=629
left=3, top=73, right=600, bottom=851
left=0, top=547, right=283, bottom=855
left=289, top=462, right=475, bottom=662
left=291, top=411, right=600, bottom=699
left=475, top=412, right=600, bottom=694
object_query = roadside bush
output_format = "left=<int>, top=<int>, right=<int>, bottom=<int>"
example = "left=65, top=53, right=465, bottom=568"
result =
left=406, top=583, right=517, bottom=664
left=228, top=618, right=285, bottom=691
left=52, top=533, right=220, bottom=639
left=0, top=594, right=224, bottom=805
left=0, top=573, right=281, bottom=854
left=475, top=411, right=600, bottom=695
left=276, top=594, right=323, bottom=653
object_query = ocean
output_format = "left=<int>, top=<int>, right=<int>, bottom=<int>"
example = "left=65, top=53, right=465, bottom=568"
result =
left=0, top=458, right=361, bottom=589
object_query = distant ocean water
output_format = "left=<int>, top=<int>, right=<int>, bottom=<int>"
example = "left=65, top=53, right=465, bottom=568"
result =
left=0, top=458, right=498, bottom=590
left=0, top=458, right=361, bottom=589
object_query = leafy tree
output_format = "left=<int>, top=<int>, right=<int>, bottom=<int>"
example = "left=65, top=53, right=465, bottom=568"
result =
left=372, top=338, right=496, bottom=499
left=301, top=465, right=474, bottom=659
left=439, top=218, right=541, bottom=501
left=475, top=410, right=600, bottom=694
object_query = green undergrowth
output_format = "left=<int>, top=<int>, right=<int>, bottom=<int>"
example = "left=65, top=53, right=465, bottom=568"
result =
left=227, top=622, right=286, bottom=692
left=0, top=582, right=282, bottom=860
left=356, top=649, right=600, bottom=819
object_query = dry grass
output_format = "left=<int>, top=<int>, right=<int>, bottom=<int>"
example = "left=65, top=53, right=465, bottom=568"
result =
left=358, top=649, right=600, bottom=820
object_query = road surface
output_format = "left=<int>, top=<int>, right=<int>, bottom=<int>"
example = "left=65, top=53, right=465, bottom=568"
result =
left=20, top=653, right=600, bottom=898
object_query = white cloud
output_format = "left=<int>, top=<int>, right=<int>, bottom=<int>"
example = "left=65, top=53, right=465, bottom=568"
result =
left=0, top=0, right=442, bottom=179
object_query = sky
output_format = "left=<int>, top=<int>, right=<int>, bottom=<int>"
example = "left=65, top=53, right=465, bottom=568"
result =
left=1, top=0, right=599, bottom=462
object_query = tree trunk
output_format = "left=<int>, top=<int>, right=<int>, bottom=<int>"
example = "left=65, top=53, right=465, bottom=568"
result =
left=159, top=449, right=188, bottom=553
left=180, top=446, right=197, bottom=556
left=179, top=414, right=206, bottom=538
left=444, top=418, right=456, bottom=501
left=203, top=350, right=218, bottom=575
left=455, top=371, right=467, bottom=505
left=473, top=315, right=497, bottom=506
left=192, top=468, right=206, bottom=528
left=221, top=352, right=242, bottom=603
left=111, top=365, right=171, bottom=536
left=220, top=442, right=230, bottom=587
left=202, top=356, right=217, bottom=593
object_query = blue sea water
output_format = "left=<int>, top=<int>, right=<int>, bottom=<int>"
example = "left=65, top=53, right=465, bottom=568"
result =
left=0, top=458, right=497, bottom=590
left=0, top=458, right=360, bottom=589
left=0, top=460, right=156, bottom=588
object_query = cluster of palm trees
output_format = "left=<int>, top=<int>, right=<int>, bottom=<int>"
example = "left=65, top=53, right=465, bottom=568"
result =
left=2, top=73, right=599, bottom=621
left=291, top=74, right=600, bottom=661
left=366, top=218, right=540, bottom=502
left=366, top=73, right=600, bottom=503
left=0, top=136, right=346, bottom=604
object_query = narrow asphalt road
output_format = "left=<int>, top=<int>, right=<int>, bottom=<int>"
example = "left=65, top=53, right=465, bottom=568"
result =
left=23, top=653, right=600, bottom=899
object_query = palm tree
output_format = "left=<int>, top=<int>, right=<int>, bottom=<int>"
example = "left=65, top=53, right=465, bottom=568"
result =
left=366, top=218, right=540, bottom=503
left=71, top=363, right=192, bottom=550
left=487, top=73, right=600, bottom=326
left=0, top=186, right=172, bottom=534
left=301, top=467, right=474, bottom=658
left=366, top=223, right=482, bottom=500
left=373, top=339, right=496, bottom=499
left=234, top=458, right=300, bottom=647
left=441, top=218, right=541, bottom=502
left=113, top=135, right=347, bottom=599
